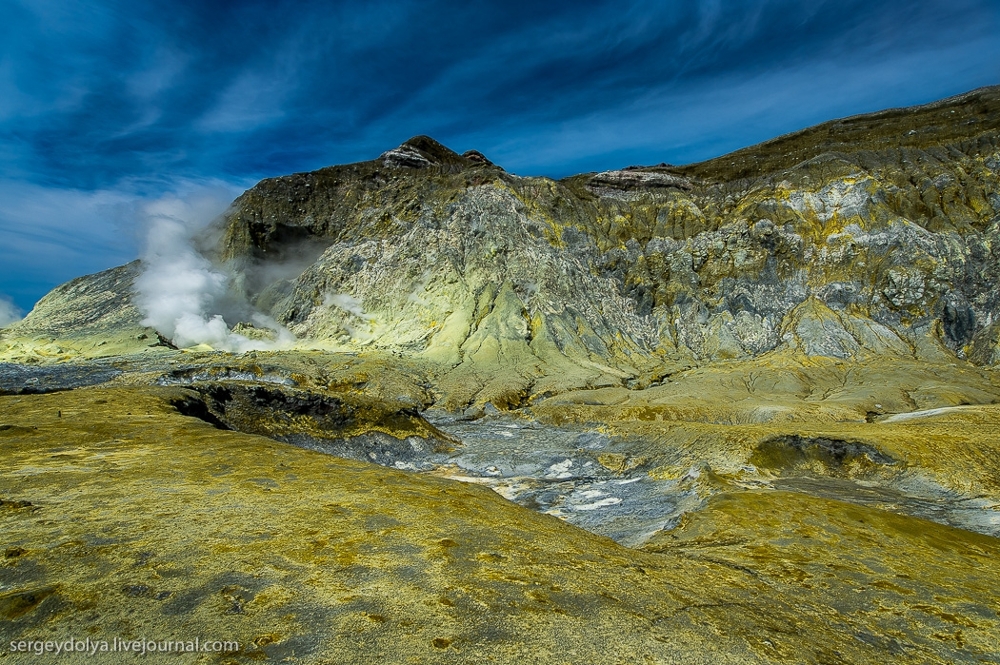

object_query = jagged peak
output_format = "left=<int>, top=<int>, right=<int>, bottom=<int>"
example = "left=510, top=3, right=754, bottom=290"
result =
left=380, top=135, right=492, bottom=169
left=461, top=149, right=493, bottom=166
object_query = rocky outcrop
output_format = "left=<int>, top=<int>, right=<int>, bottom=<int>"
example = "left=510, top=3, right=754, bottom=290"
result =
left=460, top=149, right=493, bottom=165
left=587, top=168, right=695, bottom=192
left=209, top=87, right=999, bottom=376
left=378, top=135, right=482, bottom=170
left=4, top=88, right=999, bottom=386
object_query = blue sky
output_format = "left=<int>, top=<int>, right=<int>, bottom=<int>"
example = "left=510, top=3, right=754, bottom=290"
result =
left=1, top=0, right=998, bottom=316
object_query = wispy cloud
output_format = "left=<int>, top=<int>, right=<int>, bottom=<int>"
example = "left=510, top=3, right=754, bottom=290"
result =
left=0, top=178, right=248, bottom=312
left=0, top=181, right=138, bottom=311
left=476, top=27, right=1000, bottom=176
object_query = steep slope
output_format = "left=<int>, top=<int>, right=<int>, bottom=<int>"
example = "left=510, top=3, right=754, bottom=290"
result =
left=0, top=262, right=165, bottom=360
left=3, top=88, right=999, bottom=399
left=212, top=90, right=999, bottom=385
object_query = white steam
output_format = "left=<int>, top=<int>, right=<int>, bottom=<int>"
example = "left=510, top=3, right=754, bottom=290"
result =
left=323, top=292, right=377, bottom=342
left=134, top=191, right=294, bottom=352
left=0, top=295, right=23, bottom=327
left=324, top=293, right=370, bottom=319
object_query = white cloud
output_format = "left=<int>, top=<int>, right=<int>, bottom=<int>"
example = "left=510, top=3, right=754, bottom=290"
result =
left=195, top=33, right=312, bottom=134
left=0, top=181, right=140, bottom=310
left=195, top=69, right=291, bottom=133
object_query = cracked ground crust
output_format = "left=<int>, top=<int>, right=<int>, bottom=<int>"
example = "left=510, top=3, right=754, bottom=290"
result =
left=2, top=385, right=1000, bottom=664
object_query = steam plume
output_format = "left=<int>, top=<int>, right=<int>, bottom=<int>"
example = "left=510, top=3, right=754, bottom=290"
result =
left=0, top=295, right=23, bottom=327
left=133, top=190, right=294, bottom=352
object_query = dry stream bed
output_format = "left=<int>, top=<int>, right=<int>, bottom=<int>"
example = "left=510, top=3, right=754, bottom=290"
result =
left=2, top=357, right=999, bottom=545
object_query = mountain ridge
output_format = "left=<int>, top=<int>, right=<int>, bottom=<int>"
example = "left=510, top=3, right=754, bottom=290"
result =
left=2, top=86, right=999, bottom=409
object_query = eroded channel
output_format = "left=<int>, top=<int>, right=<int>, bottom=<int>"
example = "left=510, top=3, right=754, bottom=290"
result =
left=2, top=361, right=998, bottom=545
left=421, top=411, right=699, bottom=547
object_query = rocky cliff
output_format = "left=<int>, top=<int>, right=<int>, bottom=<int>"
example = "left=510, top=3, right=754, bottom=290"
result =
left=3, top=87, right=1000, bottom=395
